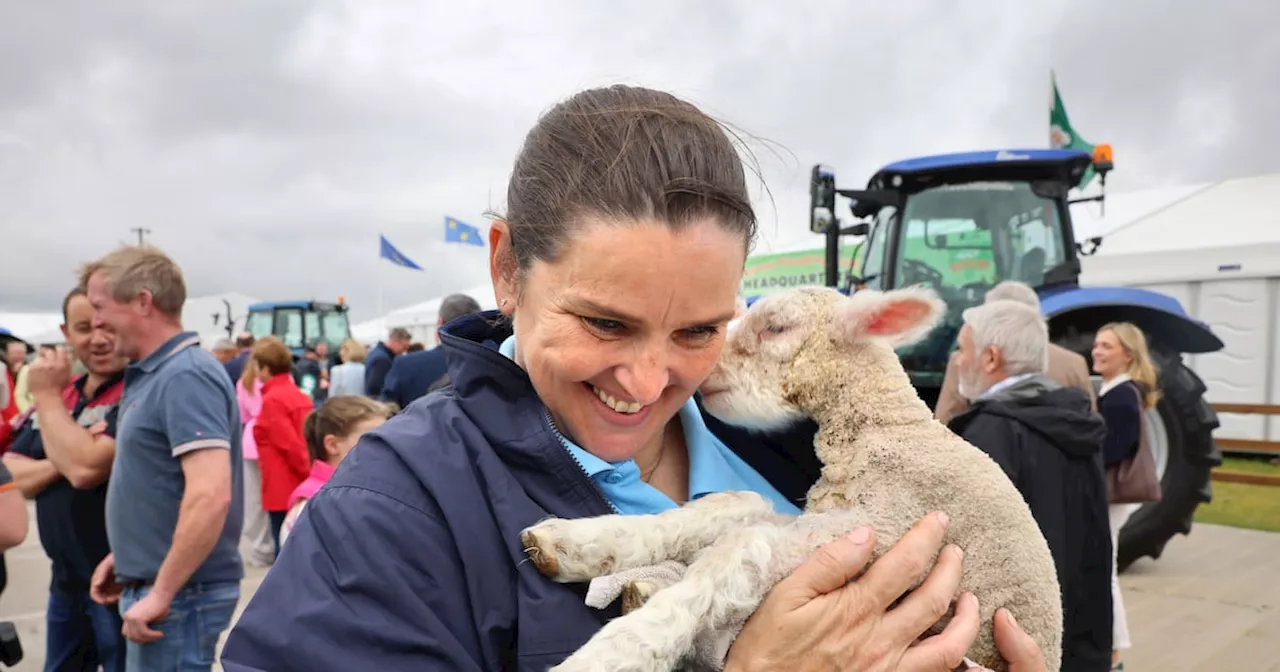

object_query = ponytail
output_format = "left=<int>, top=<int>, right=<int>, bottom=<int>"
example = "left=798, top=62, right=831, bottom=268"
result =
left=303, top=410, right=325, bottom=462
left=304, top=396, right=395, bottom=463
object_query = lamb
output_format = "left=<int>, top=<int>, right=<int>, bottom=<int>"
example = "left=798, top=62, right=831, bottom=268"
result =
left=519, top=285, right=1063, bottom=672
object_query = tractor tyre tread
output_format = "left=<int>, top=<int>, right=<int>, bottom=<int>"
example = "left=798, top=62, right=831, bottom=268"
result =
left=1115, top=348, right=1221, bottom=572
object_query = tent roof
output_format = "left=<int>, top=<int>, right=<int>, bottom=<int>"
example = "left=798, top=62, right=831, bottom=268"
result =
left=1087, top=173, right=1280, bottom=256
left=1068, top=181, right=1214, bottom=242
left=384, top=283, right=497, bottom=325
left=1080, top=172, right=1280, bottom=285
left=0, top=311, right=63, bottom=343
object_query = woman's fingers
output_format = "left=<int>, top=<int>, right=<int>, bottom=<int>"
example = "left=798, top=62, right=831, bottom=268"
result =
left=898, top=591, right=982, bottom=671
left=992, top=608, right=1047, bottom=672
left=853, top=511, right=951, bottom=613
left=778, top=526, right=878, bottom=603
left=885, top=543, right=966, bottom=637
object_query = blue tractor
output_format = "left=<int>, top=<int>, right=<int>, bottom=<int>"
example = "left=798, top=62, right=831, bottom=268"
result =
left=808, top=148, right=1224, bottom=570
left=244, top=299, right=352, bottom=367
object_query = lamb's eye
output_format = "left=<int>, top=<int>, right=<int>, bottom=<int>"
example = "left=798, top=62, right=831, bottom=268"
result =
left=765, top=323, right=790, bottom=335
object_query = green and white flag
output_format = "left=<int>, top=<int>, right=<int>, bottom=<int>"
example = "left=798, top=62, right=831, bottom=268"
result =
left=1049, top=71, right=1096, bottom=189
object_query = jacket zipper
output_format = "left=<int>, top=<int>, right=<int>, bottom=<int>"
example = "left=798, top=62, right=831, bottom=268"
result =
left=542, top=408, right=618, bottom=514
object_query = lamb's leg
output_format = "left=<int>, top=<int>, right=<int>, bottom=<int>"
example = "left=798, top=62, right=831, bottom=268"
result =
left=521, top=490, right=778, bottom=582
left=620, top=564, right=687, bottom=613
left=550, top=523, right=792, bottom=672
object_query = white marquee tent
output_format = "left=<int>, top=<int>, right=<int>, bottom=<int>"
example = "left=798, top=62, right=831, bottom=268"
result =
left=351, top=282, right=497, bottom=345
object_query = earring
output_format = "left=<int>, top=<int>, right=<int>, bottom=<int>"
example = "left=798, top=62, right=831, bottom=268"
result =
left=500, top=298, right=509, bottom=308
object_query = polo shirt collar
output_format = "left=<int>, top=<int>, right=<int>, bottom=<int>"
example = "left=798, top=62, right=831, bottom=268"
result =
left=73, top=369, right=126, bottom=402
left=132, top=331, right=201, bottom=373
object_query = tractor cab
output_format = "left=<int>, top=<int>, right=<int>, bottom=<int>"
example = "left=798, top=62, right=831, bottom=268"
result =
left=811, top=148, right=1114, bottom=395
left=244, top=299, right=351, bottom=365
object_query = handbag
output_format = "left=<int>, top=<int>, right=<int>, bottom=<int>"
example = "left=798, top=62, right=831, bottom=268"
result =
left=1107, top=383, right=1162, bottom=504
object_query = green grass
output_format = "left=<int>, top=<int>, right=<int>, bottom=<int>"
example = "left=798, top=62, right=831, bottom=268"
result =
left=1218, top=455, right=1280, bottom=475
left=1193, top=455, right=1280, bottom=533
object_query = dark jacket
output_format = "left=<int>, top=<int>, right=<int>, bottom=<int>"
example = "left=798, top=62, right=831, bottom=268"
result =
left=219, top=311, right=819, bottom=672
left=425, top=371, right=451, bottom=395
left=224, top=349, right=250, bottom=388
left=363, top=341, right=395, bottom=397
left=380, top=348, right=450, bottom=410
left=948, top=375, right=1113, bottom=672
left=1098, top=380, right=1143, bottom=468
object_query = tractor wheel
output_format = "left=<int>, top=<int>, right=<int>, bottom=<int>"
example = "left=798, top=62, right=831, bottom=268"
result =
left=1115, top=348, right=1221, bottom=571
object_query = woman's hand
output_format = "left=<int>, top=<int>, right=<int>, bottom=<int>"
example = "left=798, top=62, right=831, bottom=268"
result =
left=963, top=609, right=1048, bottom=672
left=724, top=512, right=978, bottom=672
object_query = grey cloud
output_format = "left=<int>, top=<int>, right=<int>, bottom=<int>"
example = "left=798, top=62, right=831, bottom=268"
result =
left=2, top=1, right=1277, bottom=325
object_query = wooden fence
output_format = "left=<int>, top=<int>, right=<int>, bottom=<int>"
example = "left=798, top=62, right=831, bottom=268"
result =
left=1209, top=403, right=1280, bottom=487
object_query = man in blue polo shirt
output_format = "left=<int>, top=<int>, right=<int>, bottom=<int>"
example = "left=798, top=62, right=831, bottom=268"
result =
left=80, top=246, right=243, bottom=671
left=1, top=286, right=129, bottom=671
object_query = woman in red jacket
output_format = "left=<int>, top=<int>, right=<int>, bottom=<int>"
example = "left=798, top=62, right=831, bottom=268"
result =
left=250, top=337, right=314, bottom=557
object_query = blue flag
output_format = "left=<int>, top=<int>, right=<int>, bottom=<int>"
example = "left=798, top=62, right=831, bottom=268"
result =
left=379, top=235, right=423, bottom=270
left=444, top=216, right=485, bottom=247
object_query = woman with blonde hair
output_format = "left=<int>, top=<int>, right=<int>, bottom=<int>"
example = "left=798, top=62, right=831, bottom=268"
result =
left=327, top=338, right=367, bottom=398
left=236, top=355, right=275, bottom=566
left=1092, top=321, right=1161, bottom=671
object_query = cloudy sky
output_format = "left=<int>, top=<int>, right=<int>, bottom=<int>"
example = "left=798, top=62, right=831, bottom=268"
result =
left=1, top=1, right=1276, bottom=323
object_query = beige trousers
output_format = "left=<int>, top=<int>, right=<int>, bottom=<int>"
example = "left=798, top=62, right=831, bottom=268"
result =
left=241, top=458, right=276, bottom=567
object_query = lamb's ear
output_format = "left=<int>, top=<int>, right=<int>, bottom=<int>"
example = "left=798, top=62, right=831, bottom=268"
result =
left=831, top=286, right=947, bottom=348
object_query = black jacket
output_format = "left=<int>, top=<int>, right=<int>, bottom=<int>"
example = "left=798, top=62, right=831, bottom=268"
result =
left=949, top=375, right=1114, bottom=672
left=1099, top=380, right=1143, bottom=468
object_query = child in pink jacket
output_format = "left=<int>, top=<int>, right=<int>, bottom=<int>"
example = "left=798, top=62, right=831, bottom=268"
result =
left=279, top=396, right=394, bottom=546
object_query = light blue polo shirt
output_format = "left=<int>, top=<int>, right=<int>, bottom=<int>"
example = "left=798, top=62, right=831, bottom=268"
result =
left=499, top=336, right=801, bottom=516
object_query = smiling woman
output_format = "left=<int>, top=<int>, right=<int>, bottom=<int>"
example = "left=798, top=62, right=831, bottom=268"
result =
left=219, top=84, right=1017, bottom=672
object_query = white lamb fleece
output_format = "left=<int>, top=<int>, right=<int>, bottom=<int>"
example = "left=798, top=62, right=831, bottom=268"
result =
left=520, top=286, right=1063, bottom=672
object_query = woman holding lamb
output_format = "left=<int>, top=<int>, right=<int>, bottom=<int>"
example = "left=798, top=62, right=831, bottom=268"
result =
left=220, top=85, right=1047, bottom=672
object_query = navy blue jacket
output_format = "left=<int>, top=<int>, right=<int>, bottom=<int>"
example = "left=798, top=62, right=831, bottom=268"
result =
left=223, top=350, right=249, bottom=387
left=219, top=312, right=819, bottom=672
left=380, top=347, right=450, bottom=410
left=1098, top=381, right=1143, bottom=467
left=363, top=341, right=395, bottom=397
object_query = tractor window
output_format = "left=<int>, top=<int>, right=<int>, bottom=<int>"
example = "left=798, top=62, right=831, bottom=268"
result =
left=893, top=214, right=998, bottom=298
left=892, top=181, right=1066, bottom=299
left=858, top=207, right=893, bottom=290
left=275, top=309, right=304, bottom=350
left=304, top=311, right=322, bottom=348
left=1007, top=207, right=1065, bottom=286
left=320, top=310, right=351, bottom=346
left=245, top=311, right=273, bottom=342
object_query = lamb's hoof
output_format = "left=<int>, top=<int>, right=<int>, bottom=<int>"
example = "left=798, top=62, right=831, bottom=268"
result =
left=520, top=523, right=562, bottom=577
left=621, top=580, right=657, bottom=613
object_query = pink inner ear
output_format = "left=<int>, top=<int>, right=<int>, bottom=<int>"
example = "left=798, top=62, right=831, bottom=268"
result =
left=863, top=299, right=933, bottom=336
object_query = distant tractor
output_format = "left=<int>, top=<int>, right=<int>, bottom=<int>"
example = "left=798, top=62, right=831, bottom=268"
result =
left=809, top=148, right=1224, bottom=570
left=244, top=299, right=351, bottom=366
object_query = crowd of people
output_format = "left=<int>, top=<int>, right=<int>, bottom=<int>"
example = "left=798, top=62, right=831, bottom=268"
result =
left=0, top=83, right=1164, bottom=672
left=207, top=302, right=487, bottom=567
left=0, top=243, right=487, bottom=670
left=932, top=281, right=1162, bottom=671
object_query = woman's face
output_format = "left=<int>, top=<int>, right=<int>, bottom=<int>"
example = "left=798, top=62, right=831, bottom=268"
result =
left=495, top=217, right=746, bottom=463
left=1091, top=329, right=1131, bottom=378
